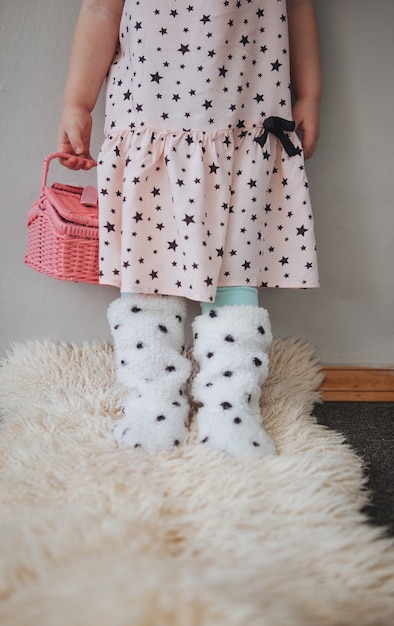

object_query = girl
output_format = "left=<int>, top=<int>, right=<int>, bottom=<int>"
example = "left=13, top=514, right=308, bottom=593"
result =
left=58, top=0, right=321, bottom=456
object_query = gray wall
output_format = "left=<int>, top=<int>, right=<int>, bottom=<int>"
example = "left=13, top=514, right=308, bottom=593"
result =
left=1, top=0, right=393, bottom=365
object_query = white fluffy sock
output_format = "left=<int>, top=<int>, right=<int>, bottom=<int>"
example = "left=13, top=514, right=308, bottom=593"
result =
left=108, top=295, right=191, bottom=452
left=192, top=305, right=277, bottom=458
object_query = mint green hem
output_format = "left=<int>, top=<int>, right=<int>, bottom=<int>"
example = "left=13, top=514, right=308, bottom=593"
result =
left=200, top=287, right=258, bottom=314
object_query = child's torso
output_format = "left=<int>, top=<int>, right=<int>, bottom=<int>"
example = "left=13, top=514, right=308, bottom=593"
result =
left=105, top=0, right=292, bottom=133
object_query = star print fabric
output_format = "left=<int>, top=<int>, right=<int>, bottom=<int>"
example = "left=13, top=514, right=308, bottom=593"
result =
left=98, top=0, right=319, bottom=302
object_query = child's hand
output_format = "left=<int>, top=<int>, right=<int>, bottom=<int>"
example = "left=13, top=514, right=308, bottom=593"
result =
left=57, top=106, right=96, bottom=170
left=292, top=97, right=320, bottom=160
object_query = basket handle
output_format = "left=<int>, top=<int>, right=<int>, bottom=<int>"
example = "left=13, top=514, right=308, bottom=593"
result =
left=40, top=152, right=97, bottom=194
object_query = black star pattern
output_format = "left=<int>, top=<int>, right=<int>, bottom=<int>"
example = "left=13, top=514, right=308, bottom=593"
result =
left=150, top=71, right=163, bottom=83
left=98, top=0, right=319, bottom=298
left=297, top=225, right=308, bottom=236
left=182, top=214, right=195, bottom=226
left=103, top=221, right=115, bottom=233
left=178, top=43, right=190, bottom=55
left=168, top=240, right=178, bottom=251
left=271, top=59, right=282, bottom=72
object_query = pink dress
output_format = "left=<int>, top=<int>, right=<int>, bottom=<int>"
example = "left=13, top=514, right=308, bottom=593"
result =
left=98, top=0, right=319, bottom=302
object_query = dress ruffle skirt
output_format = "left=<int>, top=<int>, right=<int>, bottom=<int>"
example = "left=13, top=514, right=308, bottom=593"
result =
left=97, top=0, right=319, bottom=302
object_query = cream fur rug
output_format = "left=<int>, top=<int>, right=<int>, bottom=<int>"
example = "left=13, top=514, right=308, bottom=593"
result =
left=0, top=339, right=393, bottom=626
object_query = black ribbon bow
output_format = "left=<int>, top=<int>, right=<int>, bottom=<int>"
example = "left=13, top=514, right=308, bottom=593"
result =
left=255, top=116, right=301, bottom=157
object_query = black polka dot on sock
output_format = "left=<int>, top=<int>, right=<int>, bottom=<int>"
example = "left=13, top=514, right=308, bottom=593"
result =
left=158, top=324, right=168, bottom=333
left=206, top=382, right=213, bottom=387
left=194, top=332, right=199, bottom=339
left=174, top=440, right=180, bottom=446
left=253, top=357, right=262, bottom=367
left=234, top=417, right=242, bottom=424
left=257, top=325, right=265, bottom=335
left=225, top=335, right=235, bottom=342
left=221, top=401, right=233, bottom=410
left=253, top=441, right=260, bottom=447
left=172, top=401, right=181, bottom=407
left=114, top=324, right=120, bottom=330
left=166, top=365, right=176, bottom=372
left=223, top=370, right=233, bottom=377
left=120, top=360, right=127, bottom=366
left=176, top=315, right=182, bottom=322
left=247, top=394, right=252, bottom=404
left=209, top=309, right=218, bottom=318
left=156, top=415, right=166, bottom=421
left=201, top=437, right=209, bottom=443
left=136, top=342, right=144, bottom=349
left=207, top=352, right=214, bottom=358
left=134, top=443, right=141, bottom=448
left=131, top=306, right=142, bottom=313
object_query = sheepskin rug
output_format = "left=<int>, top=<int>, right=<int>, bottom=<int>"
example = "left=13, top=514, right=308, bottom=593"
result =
left=0, top=338, right=393, bottom=626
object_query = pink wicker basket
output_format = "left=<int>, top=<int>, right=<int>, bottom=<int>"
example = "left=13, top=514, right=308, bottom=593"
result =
left=25, top=153, right=100, bottom=283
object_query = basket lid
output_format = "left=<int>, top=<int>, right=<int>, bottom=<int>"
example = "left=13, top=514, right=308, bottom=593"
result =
left=44, top=184, right=99, bottom=227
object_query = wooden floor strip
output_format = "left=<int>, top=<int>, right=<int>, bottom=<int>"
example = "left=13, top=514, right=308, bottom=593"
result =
left=320, top=367, right=394, bottom=402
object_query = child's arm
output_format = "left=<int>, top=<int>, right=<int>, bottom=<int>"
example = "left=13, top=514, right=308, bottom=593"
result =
left=58, top=0, right=124, bottom=169
left=287, top=0, right=322, bottom=159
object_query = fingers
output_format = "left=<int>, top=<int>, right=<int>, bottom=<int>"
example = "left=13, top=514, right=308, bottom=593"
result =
left=57, top=108, right=94, bottom=169
left=293, top=116, right=319, bottom=160
left=57, top=154, right=96, bottom=170
left=292, top=98, right=320, bottom=160
left=299, top=127, right=319, bottom=160
left=57, top=149, right=96, bottom=171
left=57, top=132, right=95, bottom=170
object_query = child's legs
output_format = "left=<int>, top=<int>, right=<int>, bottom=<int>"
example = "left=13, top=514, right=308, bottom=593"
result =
left=200, top=286, right=258, bottom=313
left=108, top=292, right=191, bottom=451
left=123, top=286, right=258, bottom=310
left=121, top=292, right=140, bottom=298
left=193, top=286, right=276, bottom=457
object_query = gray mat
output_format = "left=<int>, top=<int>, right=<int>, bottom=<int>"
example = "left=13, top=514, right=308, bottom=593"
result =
left=314, top=402, right=394, bottom=536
